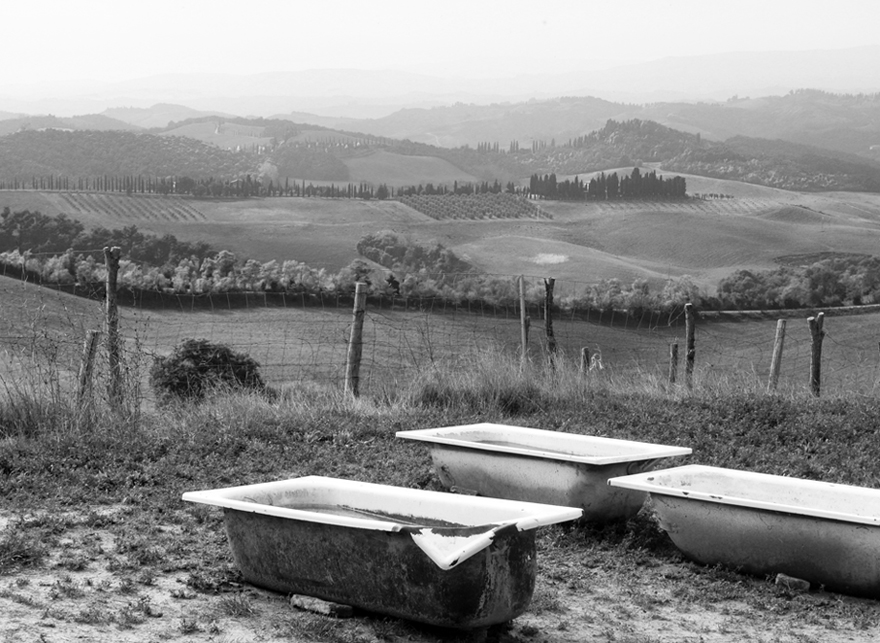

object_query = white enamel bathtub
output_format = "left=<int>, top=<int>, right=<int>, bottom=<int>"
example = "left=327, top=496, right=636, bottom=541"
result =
left=608, top=464, right=880, bottom=597
left=397, top=423, right=692, bottom=521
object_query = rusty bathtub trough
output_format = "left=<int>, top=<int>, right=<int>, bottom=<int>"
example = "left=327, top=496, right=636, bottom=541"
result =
left=396, top=423, right=692, bottom=521
left=608, top=464, right=880, bottom=598
left=182, top=476, right=582, bottom=629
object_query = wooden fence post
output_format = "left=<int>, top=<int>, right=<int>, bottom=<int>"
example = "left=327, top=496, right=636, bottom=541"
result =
left=684, top=303, right=695, bottom=390
left=668, top=342, right=678, bottom=384
left=103, top=246, right=122, bottom=410
left=767, top=319, right=786, bottom=392
left=543, top=278, right=557, bottom=360
left=519, top=276, right=529, bottom=368
left=579, top=347, right=590, bottom=376
left=77, top=329, right=101, bottom=410
left=344, top=282, right=368, bottom=397
left=808, top=312, right=825, bottom=397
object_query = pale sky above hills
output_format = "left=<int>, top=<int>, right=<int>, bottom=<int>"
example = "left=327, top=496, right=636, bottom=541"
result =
left=4, top=0, right=879, bottom=88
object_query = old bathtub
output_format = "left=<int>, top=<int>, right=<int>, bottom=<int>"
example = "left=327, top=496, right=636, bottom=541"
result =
left=182, top=476, right=581, bottom=629
left=396, top=423, right=691, bottom=521
left=608, top=464, right=880, bottom=597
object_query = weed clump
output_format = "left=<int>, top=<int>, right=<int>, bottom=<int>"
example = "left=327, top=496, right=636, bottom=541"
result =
left=149, top=338, right=266, bottom=404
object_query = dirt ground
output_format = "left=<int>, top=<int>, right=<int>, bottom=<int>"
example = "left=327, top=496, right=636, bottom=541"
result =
left=3, top=506, right=880, bottom=643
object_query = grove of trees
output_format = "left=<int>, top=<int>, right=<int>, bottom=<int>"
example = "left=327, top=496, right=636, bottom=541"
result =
left=528, top=167, right=687, bottom=200
left=716, top=254, right=880, bottom=309
left=0, top=208, right=211, bottom=263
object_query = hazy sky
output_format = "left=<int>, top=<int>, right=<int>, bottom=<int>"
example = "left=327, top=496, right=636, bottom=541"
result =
left=5, top=0, right=879, bottom=86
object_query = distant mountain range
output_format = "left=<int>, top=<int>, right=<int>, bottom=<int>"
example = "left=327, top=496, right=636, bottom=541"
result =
left=0, top=113, right=139, bottom=137
left=1, top=46, right=878, bottom=118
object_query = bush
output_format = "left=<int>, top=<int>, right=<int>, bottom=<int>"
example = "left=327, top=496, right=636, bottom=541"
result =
left=149, top=338, right=265, bottom=403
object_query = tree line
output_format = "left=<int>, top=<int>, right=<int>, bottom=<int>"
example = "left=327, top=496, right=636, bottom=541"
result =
left=7, top=207, right=880, bottom=314
left=529, top=168, right=687, bottom=200
left=0, top=208, right=700, bottom=312
left=0, top=173, right=526, bottom=200
left=0, top=208, right=212, bottom=264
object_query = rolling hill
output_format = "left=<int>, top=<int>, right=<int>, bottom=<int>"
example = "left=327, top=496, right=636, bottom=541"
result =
left=0, top=113, right=139, bottom=136
left=3, top=112, right=878, bottom=194
left=282, top=90, right=880, bottom=162
left=102, top=103, right=235, bottom=129
left=0, top=129, right=256, bottom=181
left=4, top=177, right=880, bottom=295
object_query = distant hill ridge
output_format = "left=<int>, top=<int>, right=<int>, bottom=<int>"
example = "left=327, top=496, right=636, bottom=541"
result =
left=280, top=90, right=880, bottom=162
left=0, top=113, right=139, bottom=136
left=0, top=129, right=255, bottom=180
left=0, top=113, right=879, bottom=193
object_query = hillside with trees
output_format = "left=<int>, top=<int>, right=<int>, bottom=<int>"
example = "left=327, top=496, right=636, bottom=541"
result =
left=309, top=91, right=880, bottom=162
left=0, top=129, right=257, bottom=182
left=644, top=90, right=880, bottom=161
left=1, top=115, right=879, bottom=194
left=665, top=136, right=880, bottom=192
left=0, top=208, right=213, bottom=267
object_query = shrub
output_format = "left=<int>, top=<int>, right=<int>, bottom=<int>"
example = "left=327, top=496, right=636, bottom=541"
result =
left=149, top=338, right=265, bottom=403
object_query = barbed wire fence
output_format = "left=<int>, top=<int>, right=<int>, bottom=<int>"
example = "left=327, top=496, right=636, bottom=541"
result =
left=3, top=252, right=880, bottom=411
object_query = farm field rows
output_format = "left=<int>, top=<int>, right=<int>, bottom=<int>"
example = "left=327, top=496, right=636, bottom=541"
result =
left=55, top=192, right=207, bottom=222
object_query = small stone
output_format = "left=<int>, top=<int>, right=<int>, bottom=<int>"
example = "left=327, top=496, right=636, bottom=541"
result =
left=289, top=594, right=354, bottom=618
left=775, top=573, right=810, bottom=592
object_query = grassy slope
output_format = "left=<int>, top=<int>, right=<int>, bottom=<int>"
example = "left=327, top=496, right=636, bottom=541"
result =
left=0, top=277, right=103, bottom=385
left=4, top=274, right=880, bottom=400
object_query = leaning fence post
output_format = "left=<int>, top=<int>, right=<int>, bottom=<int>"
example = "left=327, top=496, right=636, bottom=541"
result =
left=767, top=319, right=786, bottom=392
left=579, top=347, right=590, bottom=376
left=77, top=329, right=101, bottom=410
left=103, top=246, right=122, bottom=410
left=519, top=276, right=529, bottom=368
left=808, top=312, right=825, bottom=397
left=684, top=303, right=695, bottom=390
left=543, top=278, right=557, bottom=360
left=668, top=342, right=679, bottom=384
left=344, top=282, right=368, bottom=397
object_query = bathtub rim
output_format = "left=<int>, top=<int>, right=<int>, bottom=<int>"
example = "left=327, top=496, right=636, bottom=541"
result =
left=183, top=475, right=582, bottom=570
left=607, top=464, right=880, bottom=527
left=182, top=475, right=583, bottom=533
left=396, top=422, right=692, bottom=465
